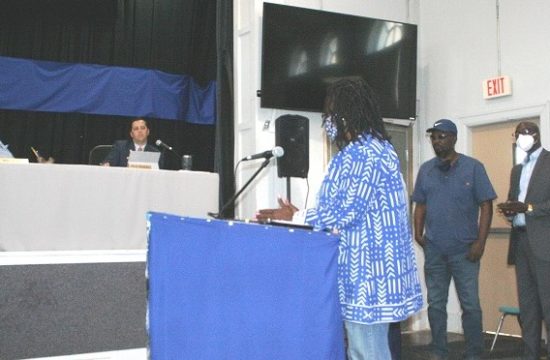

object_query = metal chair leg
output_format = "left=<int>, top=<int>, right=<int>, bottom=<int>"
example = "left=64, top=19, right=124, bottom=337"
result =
left=490, top=313, right=507, bottom=352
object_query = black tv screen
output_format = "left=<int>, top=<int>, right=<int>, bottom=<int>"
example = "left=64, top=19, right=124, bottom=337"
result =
left=261, top=3, right=417, bottom=120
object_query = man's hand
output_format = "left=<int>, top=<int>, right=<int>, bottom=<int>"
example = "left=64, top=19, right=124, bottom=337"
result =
left=497, top=201, right=527, bottom=217
left=37, top=156, right=55, bottom=164
left=414, top=234, right=426, bottom=247
left=467, top=239, right=485, bottom=262
left=413, top=203, right=427, bottom=247
left=256, top=197, right=298, bottom=222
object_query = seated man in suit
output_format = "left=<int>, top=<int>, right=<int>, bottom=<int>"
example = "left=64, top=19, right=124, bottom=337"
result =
left=102, top=118, right=163, bottom=168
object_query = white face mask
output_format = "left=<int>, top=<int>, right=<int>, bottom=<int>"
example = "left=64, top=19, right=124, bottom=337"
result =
left=516, top=134, right=535, bottom=152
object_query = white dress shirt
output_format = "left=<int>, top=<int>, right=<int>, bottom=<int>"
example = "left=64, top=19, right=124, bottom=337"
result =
left=513, top=146, right=543, bottom=227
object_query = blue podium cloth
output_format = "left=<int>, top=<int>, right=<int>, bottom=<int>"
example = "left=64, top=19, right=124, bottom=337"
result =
left=0, top=56, right=216, bottom=124
left=147, top=213, right=345, bottom=360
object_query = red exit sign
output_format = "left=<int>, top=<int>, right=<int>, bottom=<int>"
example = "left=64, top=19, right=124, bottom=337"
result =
left=483, top=75, right=512, bottom=99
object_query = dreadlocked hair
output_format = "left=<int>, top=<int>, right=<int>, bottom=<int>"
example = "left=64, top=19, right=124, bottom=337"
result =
left=324, top=78, right=390, bottom=149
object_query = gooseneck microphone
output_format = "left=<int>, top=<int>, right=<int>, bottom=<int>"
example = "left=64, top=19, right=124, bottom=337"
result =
left=155, top=139, right=183, bottom=166
left=155, top=139, right=174, bottom=152
left=242, top=146, right=284, bottom=161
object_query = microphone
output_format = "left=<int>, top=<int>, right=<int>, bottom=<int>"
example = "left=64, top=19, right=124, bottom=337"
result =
left=241, top=146, right=285, bottom=161
left=213, top=146, right=284, bottom=218
left=155, top=139, right=173, bottom=152
left=242, top=146, right=284, bottom=161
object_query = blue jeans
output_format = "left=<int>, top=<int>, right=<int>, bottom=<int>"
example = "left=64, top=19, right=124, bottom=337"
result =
left=424, top=242, right=483, bottom=359
left=344, top=321, right=391, bottom=360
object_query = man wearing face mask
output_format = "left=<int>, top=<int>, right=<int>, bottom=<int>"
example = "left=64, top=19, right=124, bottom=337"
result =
left=497, top=122, right=550, bottom=360
left=412, top=119, right=496, bottom=360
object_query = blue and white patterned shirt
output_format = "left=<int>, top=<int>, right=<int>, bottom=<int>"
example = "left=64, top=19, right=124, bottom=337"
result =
left=305, top=133, right=423, bottom=324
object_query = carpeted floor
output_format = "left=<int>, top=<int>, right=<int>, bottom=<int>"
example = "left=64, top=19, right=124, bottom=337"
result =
left=401, top=330, right=546, bottom=359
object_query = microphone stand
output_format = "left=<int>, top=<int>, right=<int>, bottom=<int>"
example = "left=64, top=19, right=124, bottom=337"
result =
left=159, top=146, right=183, bottom=169
left=209, top=157, right=272, bottom=219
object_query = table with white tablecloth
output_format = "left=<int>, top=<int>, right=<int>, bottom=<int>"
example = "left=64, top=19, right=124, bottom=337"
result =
left=0, top=163, right=218, bottom=251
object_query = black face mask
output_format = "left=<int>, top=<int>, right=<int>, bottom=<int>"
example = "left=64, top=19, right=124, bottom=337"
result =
left=437, top=159, right=452, bottom=172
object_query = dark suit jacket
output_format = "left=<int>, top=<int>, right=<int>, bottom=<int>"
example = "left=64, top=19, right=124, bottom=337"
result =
left=507, top=148, right=550, bottom=264
left=103, top=139, right=164, bottom=168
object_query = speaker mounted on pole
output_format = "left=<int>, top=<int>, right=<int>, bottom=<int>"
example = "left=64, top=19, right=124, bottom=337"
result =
left=275, top=115, right=309, bottom=179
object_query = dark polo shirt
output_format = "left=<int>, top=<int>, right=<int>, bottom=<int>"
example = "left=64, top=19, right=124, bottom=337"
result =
left=412, top=154, right=496, bottom=255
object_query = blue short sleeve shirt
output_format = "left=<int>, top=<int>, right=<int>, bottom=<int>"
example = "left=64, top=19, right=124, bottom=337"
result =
left=412, top=154, right=496, bottom=254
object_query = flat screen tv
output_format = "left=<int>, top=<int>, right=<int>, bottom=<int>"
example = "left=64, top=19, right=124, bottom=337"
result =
left=260, top=3, right=417, bottom=120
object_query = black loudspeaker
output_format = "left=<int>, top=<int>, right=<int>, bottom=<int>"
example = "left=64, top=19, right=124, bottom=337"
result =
left=275, top=115, right=309, bottom=178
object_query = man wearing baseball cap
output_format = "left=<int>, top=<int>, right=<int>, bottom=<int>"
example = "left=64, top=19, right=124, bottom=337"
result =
left=412, top=119, right=496, bottom=360
left=426, top=118, right=458, bottom=134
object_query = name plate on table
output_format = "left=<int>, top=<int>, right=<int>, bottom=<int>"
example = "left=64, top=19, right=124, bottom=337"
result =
left=0, top=158, right=29, bottom=164
left=127, top=150, right=159, bottom=170
left=128, top=162, right=158, bottom=170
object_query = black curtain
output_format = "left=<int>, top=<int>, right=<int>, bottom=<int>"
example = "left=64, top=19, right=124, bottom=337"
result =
left=215, top=0, right=235, bottom=217
left=0, top=0, right=220, bottom=172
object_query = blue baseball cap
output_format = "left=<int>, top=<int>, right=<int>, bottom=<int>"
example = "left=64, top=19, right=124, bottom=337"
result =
left=426, top=119, right=457, bottom=134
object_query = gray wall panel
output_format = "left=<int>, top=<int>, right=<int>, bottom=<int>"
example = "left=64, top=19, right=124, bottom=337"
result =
left=0, top=262, right=147, bottom=359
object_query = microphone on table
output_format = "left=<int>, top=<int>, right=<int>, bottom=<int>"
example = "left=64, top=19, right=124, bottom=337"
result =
left=156, top=139, right=188, bottom=170
left=241, top=146, right=284, bottom=161
left=155, top=139, right=174, bottom=152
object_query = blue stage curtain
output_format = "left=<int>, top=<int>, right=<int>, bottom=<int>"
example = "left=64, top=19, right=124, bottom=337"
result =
left=147, top=213, right=345, bottom=360
left=0, top=56, right=215, bottom=125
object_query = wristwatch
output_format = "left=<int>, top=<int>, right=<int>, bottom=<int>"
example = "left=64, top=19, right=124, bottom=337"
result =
left=526, top=203, right=534, bottom=214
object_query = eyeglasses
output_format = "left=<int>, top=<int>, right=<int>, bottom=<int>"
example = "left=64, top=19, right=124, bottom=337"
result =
left=429, top=133, right=451, bottom=141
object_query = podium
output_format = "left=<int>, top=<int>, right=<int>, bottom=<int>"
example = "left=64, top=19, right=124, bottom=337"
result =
left=147, top=213, right=345, bottom=359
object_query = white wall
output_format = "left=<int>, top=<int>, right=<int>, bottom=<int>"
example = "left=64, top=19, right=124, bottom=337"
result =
left=417, top=0, right=550, bottom=157
left=234, top=0, right=550, bottom=333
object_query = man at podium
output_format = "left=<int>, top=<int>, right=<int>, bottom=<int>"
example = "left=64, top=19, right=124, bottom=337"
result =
left=257, top=78, right=423, bottom=360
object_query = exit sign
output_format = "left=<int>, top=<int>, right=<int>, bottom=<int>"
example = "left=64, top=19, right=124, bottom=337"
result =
left=483, top=75, right=512, bottom=99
